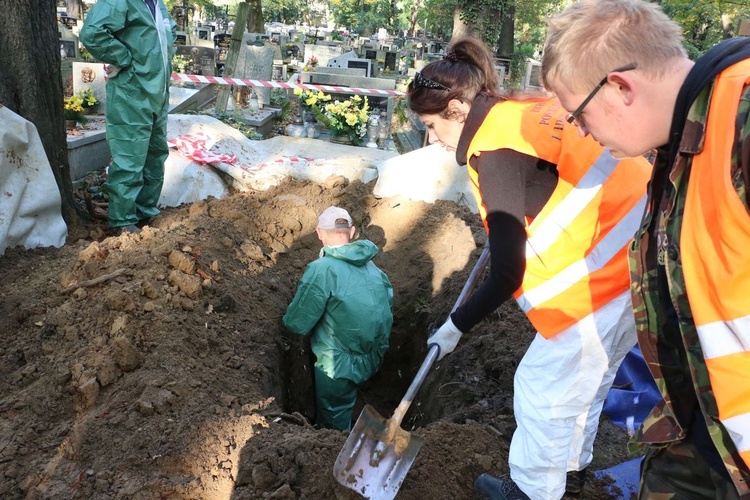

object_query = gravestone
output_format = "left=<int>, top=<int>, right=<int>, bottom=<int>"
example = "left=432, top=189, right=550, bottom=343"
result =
left=326, top=50, right=358, bottom=68
left=214, top=33, right=232, bottom=75
left=270, top=43, right=283, bottom=63
left=384, top=51, right=397, bottom=71
left=195, top=27, right=212, bottom=41
left=365, top=49, right=377, bottom=60
left=175, top=32, right=187, bottom=46
left=58, top=23, right=80, bottom=60
left=175, top=46, right=216, bottom=76
left=303, top=67, right=366, bottom=78
left=303, top=44, right=343, bottom=67
left=236, top=37, right=274, bottom=106
left=346, top=59, right=372, bottom=77
left=272, top=63, right=287, bottom=81
left=72, top=62, right=107, bottom=113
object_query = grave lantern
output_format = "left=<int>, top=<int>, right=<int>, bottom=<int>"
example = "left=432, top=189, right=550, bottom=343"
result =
left=377, top=109, right=389, bottom=147
left=366, top=112, right=380, bottom=148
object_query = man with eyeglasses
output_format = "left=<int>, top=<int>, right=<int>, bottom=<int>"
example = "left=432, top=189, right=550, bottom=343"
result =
left=542, top=0, right=750, bottom=498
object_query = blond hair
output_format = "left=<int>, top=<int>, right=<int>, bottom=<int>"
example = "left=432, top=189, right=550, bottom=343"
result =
left=541, top=0, right=686, bottom=93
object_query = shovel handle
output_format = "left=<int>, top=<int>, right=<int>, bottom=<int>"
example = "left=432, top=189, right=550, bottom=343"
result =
left=389, top=243, right=491, bottom=430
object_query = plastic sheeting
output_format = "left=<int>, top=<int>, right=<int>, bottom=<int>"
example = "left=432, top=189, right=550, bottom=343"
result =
left=0, top=106, right=67, bottom=255
left=373, top=143, right=478, bottom=213
left=594, top=457, right=643, bottom=498
left=602, top=345, right=663, bottom=436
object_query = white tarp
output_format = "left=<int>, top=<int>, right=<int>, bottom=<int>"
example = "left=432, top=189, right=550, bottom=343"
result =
left=373, top=143, right=477, bottom=213
left=0, top=106, right=67, bottom=255
left=160, top=114, right=398, bottom=207
left=160, top=115, right=477, bottom=213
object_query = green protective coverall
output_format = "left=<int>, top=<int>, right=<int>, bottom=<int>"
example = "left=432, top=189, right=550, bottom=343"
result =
left=283, top=240, right=393, bottom=430
left=79, top=0, right=176, bottom=228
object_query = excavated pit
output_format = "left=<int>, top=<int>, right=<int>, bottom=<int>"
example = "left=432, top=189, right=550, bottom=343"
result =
left=0, top=176, right=634, bottom=500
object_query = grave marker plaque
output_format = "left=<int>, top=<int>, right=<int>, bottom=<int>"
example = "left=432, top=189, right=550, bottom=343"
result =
left=72, top=62, right=107, bottom=113
left=236, top=40, right=274, bottom=105
left=176, top=46, right=216, bottom=76
left=385, top=52, right=397, bottom=71
left=347, top=59, right=372, bottom=77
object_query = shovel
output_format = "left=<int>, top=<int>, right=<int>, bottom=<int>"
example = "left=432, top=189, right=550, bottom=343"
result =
left=333, top=243, right=491, bottom=499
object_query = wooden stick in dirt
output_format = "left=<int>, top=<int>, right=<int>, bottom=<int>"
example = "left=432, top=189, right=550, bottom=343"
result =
left=196, top=268, right=212, bottom=281
left=61, top=268, right=128, bottom=294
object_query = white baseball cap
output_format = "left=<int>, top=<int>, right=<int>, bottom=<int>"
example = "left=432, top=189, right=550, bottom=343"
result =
left=317, top=206, right=352, bottom=229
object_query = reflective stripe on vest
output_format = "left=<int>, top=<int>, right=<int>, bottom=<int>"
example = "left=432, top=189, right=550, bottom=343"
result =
left=466, top=97, right=651, bottom=339
left=682, top=58, right=750, bottom=468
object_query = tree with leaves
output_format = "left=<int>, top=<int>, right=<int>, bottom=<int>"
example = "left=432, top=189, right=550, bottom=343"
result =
left=660, top=0, right=750, bottom=58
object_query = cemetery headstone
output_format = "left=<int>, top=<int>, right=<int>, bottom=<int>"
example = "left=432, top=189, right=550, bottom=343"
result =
left=214, top=33, right=232, bottom=75
left=347, top=59, right=372, bottom=77
left=235, top=39, right=274, bottom=105
left=176, top=46, right=216, bottom=76
left=326, top=50, right=358, bottom=68
left=175, top=32, right=187, bottom=46
left=384, top=51, right=397, bottom=72
left=303, top=44, right=343, bottom=67
left=72, top=62, right=107, bottom=113
left=58, top=23, right=80, bottom=59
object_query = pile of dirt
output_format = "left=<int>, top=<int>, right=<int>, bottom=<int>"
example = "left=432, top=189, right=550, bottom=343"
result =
left=0, top=176, right=635, bottom=499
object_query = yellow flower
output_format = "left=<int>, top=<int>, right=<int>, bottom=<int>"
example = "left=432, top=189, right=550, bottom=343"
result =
left=345, top=112, right=358, bottom=126
left=305, top=96, right=317, bottom=106
left=293, top=88, right=303, bottom=96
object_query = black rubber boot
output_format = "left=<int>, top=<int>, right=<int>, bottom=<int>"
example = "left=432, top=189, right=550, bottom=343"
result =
left=474, top=473, right=531, bottom=500
left=565, top=467, right=588, bottom=495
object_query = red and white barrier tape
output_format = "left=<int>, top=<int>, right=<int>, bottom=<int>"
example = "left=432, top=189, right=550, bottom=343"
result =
left=167, top=131, right=238, bottom=165
left=170, top=72, right=407, bottom=96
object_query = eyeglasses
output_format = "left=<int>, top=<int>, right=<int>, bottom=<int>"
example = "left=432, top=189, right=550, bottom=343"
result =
left=410, top=72, right=451, bottom=92
left=566, top=63, right=637, bottom=127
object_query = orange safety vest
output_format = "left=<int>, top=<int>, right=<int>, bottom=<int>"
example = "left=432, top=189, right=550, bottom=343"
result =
left=682, top=59, right=750, bottom=468
left=466, top=97, right=651, bottom=339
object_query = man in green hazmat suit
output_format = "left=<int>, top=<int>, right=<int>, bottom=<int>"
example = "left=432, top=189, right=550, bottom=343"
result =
left=80, top=0, right=176, bottom=235
left=283, top=206, right=393, bottom=431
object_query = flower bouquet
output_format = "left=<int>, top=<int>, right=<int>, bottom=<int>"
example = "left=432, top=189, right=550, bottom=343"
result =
left=76, top=88, right=99, bottom=113
left=319, top=94, right=370, bottom=145
left=64, top=94, right=88, bottom=128
left=294, top=87, right=331, bottom=122
left=302, top=55, right=318, bottom=72
left=172, top=54, right=191, bottom=73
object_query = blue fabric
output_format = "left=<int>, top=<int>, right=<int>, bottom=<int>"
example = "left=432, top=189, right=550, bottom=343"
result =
left=594, top=457, right=643, bottom=497
left=144, top=0, right=156, bottom=18
left=602, top=345, right=662, bottom=433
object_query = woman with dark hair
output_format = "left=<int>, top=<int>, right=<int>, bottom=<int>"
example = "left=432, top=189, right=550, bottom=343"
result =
left=410, top=37, right=652, bottom=500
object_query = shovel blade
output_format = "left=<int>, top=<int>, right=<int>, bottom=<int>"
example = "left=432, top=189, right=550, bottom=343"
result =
left=333, top=404, right=424, bottom=500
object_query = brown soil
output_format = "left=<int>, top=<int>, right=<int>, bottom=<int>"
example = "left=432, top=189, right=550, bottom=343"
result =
left=0, top=176, right=637, bottom=499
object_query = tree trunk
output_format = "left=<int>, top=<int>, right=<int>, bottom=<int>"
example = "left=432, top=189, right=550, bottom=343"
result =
left=245, top=0, right=263, bottom=33
left=0, top=0, right=82, bottom=225
left=407, top=0, right=423, bottom=37
left=452, top=7, right=470, bottom=40
left=495, top=3, right=515, bottom=59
